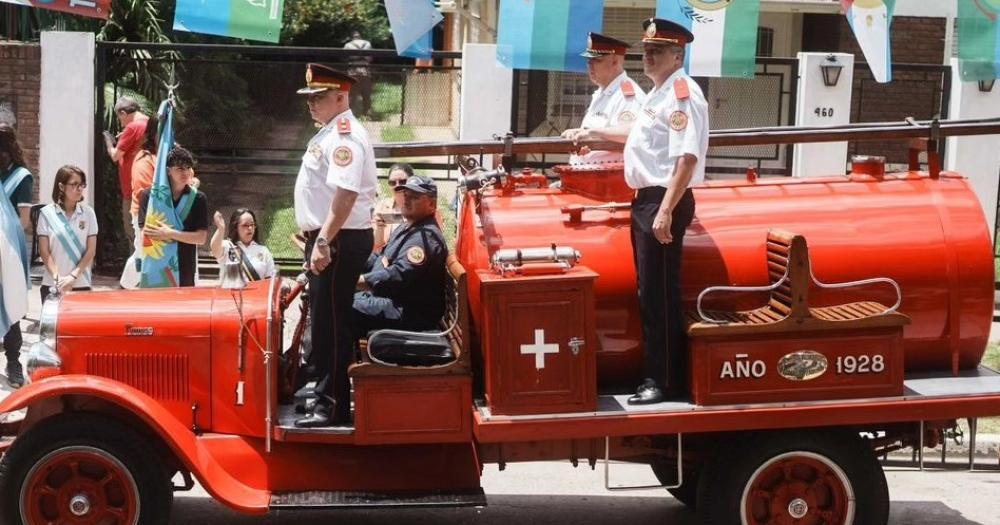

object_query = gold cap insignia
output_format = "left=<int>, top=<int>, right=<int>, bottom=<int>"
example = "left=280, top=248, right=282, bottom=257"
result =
left=587, top=35, right=593, bottom=49
left=305, top=66, right=313, bottom=83
left=645, top=21, right=657, bottom=38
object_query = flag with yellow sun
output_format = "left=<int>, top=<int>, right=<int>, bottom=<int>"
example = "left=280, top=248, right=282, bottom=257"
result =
left=139, top=101, right=182, bottom=288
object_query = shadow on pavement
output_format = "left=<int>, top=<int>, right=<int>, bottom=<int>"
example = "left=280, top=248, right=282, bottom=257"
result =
left=891, top=501, right=987, bottom=525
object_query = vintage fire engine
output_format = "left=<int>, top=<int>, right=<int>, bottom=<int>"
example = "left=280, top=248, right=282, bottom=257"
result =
left=2, top=119, right=1000, bottom=525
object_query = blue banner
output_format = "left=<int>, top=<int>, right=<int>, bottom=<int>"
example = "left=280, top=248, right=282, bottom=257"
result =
left=386, top=0, right=442, bottom=59
left=139, top=101, right=181, bottom=288
left=497, top=0, right=605, bottom=73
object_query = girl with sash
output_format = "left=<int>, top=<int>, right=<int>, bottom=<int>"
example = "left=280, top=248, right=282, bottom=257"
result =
left=210, top=207, right=276, bottom=281
left=138, top=146, right=209, bottom=287
left=1, top=122, right=31, bottom=389
left=38, top=165, right=98, bottom=301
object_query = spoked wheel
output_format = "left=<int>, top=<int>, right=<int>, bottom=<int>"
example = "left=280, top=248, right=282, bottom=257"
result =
left=0, top=413, right=173, bottom=525
left=740, top=451, right=853, bottom=525
left=21, top=446, right=141, bottom=524
left=697, top=431, right=888, bottom=525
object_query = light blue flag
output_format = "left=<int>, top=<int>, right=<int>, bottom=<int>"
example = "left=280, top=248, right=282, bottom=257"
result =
left=386, top=0, right=442, bottom=58
left=497, top=0, right=604, bottom=73
left=401, top=30, right=433, bottom=60
left=1, top=172, right=30, bottom=332
left=139, top=101, right=187, bottom=288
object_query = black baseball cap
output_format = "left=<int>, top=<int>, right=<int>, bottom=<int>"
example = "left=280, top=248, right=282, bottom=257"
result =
left=394, top=175, right=437, bottom=195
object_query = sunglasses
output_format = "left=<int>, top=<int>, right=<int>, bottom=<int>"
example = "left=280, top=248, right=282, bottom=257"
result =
left=387, top=179, right=408, bottom=187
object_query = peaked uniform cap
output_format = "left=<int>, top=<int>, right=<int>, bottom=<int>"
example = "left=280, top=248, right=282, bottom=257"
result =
left=297, top=63, right=356, bottom=95
left=581, top=32, right=631, bottom=58
left=641, top=18, right=694, bottom=46
left=394, top=175, right=438, bottom=195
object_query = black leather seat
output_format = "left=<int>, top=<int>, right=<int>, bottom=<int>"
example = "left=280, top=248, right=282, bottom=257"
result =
left=367, top=331, right=455, bottom=367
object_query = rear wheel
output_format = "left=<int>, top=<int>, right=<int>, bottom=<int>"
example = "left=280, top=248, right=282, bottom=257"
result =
left=0, top=413, right=173, bottom=525
left=651, top=460, right=700, bottom=509
left=696, top=430, right=888, bottom=525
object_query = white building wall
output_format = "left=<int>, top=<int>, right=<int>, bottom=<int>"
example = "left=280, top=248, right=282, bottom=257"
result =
left=793, top=52, right=855, bottom=177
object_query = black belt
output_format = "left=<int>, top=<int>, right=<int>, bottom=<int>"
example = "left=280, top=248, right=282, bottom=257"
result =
left=304, top=228, right=372, bottom=241
left=634, top=187, right=692, bottom=203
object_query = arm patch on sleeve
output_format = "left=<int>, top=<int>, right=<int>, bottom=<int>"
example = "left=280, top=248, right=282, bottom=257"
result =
left=406, top=246, right=426, bottom=265
left=333, top=146, right=353, bottom=166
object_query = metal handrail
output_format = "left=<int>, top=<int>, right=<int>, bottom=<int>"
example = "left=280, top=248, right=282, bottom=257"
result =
left=809, top=271, right=903, bottom=315
left=695, top=264, right=792, bottom=324
left=374, top=117, right=1000, bottom=158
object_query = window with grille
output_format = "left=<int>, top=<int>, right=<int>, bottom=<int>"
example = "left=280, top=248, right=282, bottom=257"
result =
left=757, top=27, right=774, bottom=58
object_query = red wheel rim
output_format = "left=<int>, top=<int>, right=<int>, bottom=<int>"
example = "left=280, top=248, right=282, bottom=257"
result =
left=740, top=451, right=855, bottom=525
left=20, top=446, right=140, bottom=525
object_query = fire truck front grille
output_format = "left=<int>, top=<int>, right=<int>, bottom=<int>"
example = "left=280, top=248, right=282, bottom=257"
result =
left=85, top=354, right=191, bottom=401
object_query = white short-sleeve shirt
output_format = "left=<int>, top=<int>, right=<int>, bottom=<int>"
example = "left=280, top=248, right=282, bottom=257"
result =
left=572, top=71, right=647, bottom=165
left=294, top=109, right=378, bottom=232
left=217, top=239, right=276, bottom=280
left=36, top=202, right=98, bottom=287
left=623, top=69, right=709, bottom=189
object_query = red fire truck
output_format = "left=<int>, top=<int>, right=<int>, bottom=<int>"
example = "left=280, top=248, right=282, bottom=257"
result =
left=2, top=119, right=1000, bottom=525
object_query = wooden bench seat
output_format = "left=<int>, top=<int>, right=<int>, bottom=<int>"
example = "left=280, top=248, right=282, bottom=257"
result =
left=348, top=255, right=471, bottom=377
left=688, top=229, right=909, bottom=337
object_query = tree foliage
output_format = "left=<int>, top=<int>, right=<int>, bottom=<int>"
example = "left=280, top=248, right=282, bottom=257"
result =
left=282, top=0, right=392, bottom=47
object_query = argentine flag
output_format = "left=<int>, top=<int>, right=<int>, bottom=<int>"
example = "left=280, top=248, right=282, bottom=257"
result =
left=842, top=0, right=895, bottom=83
left=1, top=188, right=29, bottom=334
left=657, top=0, right=761, bottom=78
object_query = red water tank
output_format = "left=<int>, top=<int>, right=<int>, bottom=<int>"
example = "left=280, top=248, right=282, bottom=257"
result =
left=456, top=164, right=993, bottom=386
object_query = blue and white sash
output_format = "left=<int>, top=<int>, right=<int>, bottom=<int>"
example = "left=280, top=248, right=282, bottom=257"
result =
left=41, top=204, right=91, bottom=283
left=2, top=166, right=31, bottom=198
left=1, top=168, right=30, bottom=332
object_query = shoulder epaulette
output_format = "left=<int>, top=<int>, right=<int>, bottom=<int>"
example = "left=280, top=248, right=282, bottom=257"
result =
left=674, top=77, right=690, bottom=100
left=337, top=117, right=352, bottom=134
left=621, top=80, right=635, bottom=98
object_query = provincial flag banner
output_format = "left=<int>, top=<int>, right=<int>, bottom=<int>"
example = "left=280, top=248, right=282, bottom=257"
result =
left=497, top=0, right=605, bottom=73
left=174, top=0, right=284, bottom=44
left=957, top=0, right=1000, bottom=81
left=841, top=0, right=895, bottom=83
left=386, top=0, right=442, bottom=60
left=140, top=101, right=181, bottom=289
left=656, top=0, right=760, bottom=78
left=1, top=174, right=30, bottom=333
left=0, top=0, right=109, bottom=19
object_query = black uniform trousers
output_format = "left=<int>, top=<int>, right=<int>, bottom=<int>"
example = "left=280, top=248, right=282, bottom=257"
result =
left=304, top=228, right=374, bottom=414
left=3, top=324, right=20, bottom=362
left=630, top=187, right=695, bottom=392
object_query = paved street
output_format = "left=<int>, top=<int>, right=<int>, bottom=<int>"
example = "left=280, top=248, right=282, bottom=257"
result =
left=168, top=463, right=1000, bottom=524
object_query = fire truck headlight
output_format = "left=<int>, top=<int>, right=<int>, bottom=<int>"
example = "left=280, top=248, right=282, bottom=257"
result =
left=37, top=295, right=59, bottom=349
left=27, top=297, right=62, bottom=381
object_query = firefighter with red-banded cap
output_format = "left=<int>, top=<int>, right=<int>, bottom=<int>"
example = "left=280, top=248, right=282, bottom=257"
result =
left=293, top=63, right=378, bottom=427
left=570, top=19, right=709, bottom=404
left=562, top=32, right=646, bottom=164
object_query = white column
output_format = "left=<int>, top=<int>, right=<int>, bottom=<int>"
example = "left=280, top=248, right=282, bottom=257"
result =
left=792, top=52, right=854, bottom=178
left=39, top=32, right=95, bottom=207
left=945, top=58, right=1000, bottom=241
left=459, top=43, right=511, bottom=141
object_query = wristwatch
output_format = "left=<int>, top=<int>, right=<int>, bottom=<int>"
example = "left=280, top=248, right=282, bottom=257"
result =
left=316, top=236, right=329, bottom=248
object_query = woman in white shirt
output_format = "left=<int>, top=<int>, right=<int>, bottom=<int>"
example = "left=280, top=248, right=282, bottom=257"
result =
left=38, top=165, right=99, bottom=301
left=210, top=207, right=276, bottom=281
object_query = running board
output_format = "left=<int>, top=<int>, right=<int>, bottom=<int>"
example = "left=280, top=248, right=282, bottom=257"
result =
left=270, top=489, right=487, bottom=509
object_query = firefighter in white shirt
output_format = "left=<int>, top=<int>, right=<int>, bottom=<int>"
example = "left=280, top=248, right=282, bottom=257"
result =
left=293, top=63, right=378, bottom=427
left=566, top=19, right=709, bottom=404
left=562, top=32, right=645, bottom=164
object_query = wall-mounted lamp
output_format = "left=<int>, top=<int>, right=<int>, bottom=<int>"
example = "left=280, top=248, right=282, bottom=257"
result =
left=979, top=78, right=996, bottom=93
left=820, top=54, right=844, bottom=87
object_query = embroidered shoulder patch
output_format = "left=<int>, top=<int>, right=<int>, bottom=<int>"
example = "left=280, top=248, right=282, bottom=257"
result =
left=618, top=111, right=635, bottom=123
left=333, top=146, right=353, bottom=167
left=674, top=78, right=690, bottom=100
left=406, top=246, right=426, bottom=265
left=621, top=80, right=635, bottom=98
left=668, top=110, right=688, bottom=131
left=337, top=117, right=352, bottom=134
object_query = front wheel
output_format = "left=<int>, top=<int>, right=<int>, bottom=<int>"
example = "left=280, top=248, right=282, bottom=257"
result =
left=0, top=412, right=173, bottom=525
left=697, top=430, right=889, bottom=525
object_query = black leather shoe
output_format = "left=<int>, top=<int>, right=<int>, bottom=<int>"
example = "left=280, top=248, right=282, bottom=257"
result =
left=627, top=380, right=663, bottom=405
left=6, top=361, right=24, bottom=389
left=294, top=398, right=335, bottom=428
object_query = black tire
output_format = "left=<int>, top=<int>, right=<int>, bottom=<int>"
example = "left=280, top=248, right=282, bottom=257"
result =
left=0, top=412, right=174, bottom=525
left=696, top=430, right=889, bottom=525
left=651, top=461, right=701, bottom=510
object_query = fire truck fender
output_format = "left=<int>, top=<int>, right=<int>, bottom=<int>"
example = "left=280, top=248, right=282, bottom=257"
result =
left=0, top=375, right=270, bottom=514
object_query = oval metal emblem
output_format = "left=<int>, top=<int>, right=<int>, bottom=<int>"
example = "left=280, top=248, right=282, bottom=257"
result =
left=777, top=351, right=828, bottom=381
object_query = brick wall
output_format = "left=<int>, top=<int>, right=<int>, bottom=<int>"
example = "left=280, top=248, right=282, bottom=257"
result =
left=0, top=42, right=41, bottom=202
left=840, top=16, right=948, bottom=162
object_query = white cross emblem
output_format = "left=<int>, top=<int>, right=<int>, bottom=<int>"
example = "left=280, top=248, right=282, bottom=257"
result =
left=520, top=329, right=559, bottom=370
